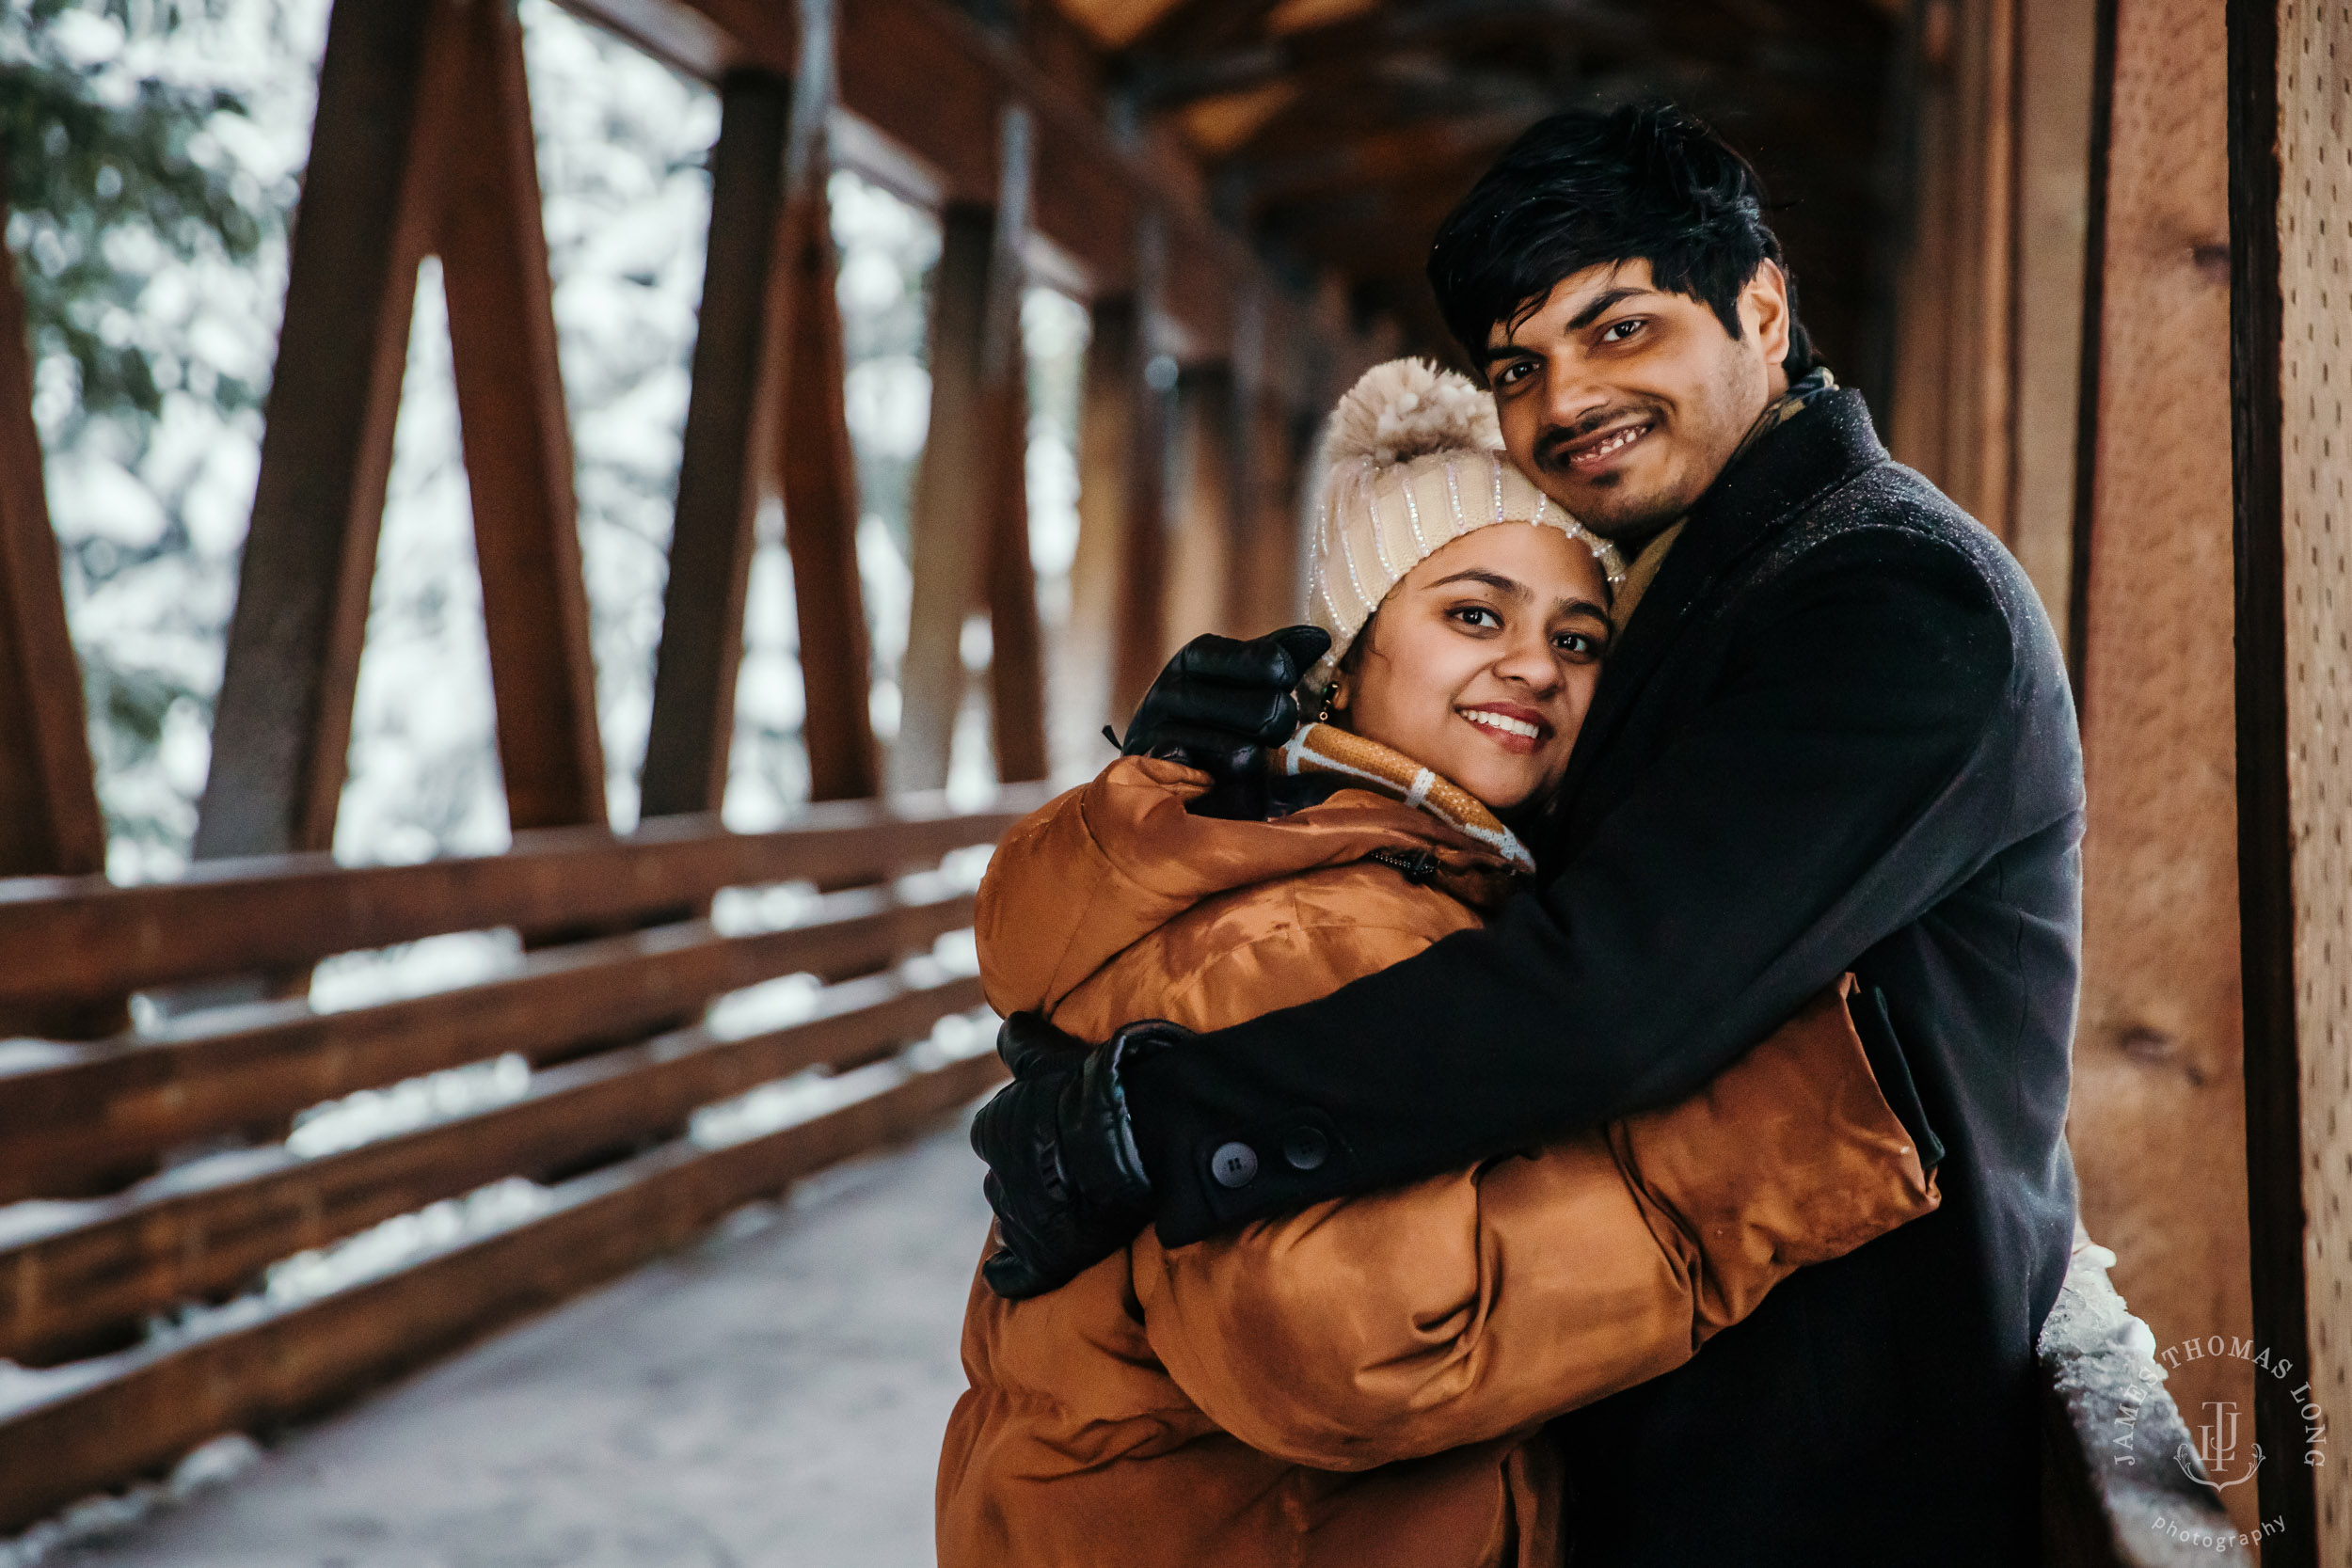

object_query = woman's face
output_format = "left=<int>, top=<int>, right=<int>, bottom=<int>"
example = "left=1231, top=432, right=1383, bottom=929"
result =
left=1333, top=523, right=1612, bottom=814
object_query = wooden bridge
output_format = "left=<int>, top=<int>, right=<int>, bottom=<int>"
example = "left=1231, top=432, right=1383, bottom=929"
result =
left=0, top=0, right=2346, bottom=1560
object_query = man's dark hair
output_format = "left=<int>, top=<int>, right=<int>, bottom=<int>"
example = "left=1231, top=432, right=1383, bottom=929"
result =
left=1427, top=103, right=1815, bottom=376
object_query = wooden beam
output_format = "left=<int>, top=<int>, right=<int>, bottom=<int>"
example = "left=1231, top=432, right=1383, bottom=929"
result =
left=982, top=113, right=1050, bottom=784
left=1884, top=0, right=2020, bottom=537
left=556, top=0, right=1281, bottom=370
left=985, top=356, right=1050, bottom=782
left=436, top=0, right=609, bottom=831
left=2062, top=0, right=2255, bottom=1541
left=1164, top=364, right=1237, bottom=642
left=640, top=74, right=794, bottom=818
left=895, top=109, right=1036, bottom=791
left=1235, top=392, right=1306, bottom=635
left=1112, top=218, right=1173, bottom=720
left=2007, top=0, right=2099, bottom=643
left=193, top=0, right=463, bottom=861
left=0, top=785, right=1049, bottom=1014
left=0, top=969, right=978, bottom=1364
left=893, top=202, right=993, bottom=793
left=0, top=1046, right=1006, bottom=1536
left=0, top=198, right=104, bottom=884
left=773, top=4, right=882, bottom=801
left=0, top=885, right=976, bottom=1203
left=1061, top=294, right=1138, bottom=752
left=2232, top=0, right=2352, bottom=1554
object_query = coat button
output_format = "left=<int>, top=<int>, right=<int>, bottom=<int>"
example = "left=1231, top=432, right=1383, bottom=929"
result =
left=1281, top=1126, right=1328, bottom=1171
left=1210, top=1142, right=1259, bottom=1188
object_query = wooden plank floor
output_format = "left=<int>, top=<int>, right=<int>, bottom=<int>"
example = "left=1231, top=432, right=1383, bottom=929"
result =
left=45, top=1109, right=993, bottom=1568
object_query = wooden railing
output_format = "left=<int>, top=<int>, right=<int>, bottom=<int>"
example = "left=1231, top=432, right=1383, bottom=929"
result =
left=0, top=787, right=1047, bottom=1533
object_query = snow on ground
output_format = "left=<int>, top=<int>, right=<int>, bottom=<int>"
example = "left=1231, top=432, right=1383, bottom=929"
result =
left=26, top=1111, right=995, bottom=1568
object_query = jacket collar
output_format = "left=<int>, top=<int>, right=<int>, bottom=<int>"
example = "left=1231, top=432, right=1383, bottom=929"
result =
left=1545, top=388, right=1890, bottom=837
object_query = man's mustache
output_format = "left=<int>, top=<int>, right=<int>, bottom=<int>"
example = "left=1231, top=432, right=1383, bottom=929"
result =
left=1534, top=404, right=1666, bottom=469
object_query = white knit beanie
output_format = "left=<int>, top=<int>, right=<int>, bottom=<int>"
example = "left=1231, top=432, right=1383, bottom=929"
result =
left=1303, top=358, right=1623, bottom=694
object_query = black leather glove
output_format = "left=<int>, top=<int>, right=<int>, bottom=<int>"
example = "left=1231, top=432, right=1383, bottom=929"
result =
left=1116, top=626, right=1330, bottom=821
left=971, top=1012, right=1193, bottom=1299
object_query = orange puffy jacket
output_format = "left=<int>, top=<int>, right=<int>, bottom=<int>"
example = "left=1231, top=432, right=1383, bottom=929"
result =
left=936, top=755, right=1939, bottom=1568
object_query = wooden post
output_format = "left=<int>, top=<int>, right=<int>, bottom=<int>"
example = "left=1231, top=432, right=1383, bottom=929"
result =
left=2065, top=0, right=2253, bottom=1536
left=640, top=73, right=793, bottom=820
left=2232, top=0, right=2352, bottom=1555
left=1164, top=364, right=1236, bottom=643
left=1886, top=0, right=2019, bottom=541
left=1063, top=294, right=1137, bottom=756
left=436, top=0, right=607, bottom=831
left=0, top=214, right=105, bottom=884
left=773, top=0, right=880, bottom=802
left=978, top=112, right=1046, bottom=785
left=983, top=340, right=1049, bottom=784
left=1236, top=393, right=1307, bottom=636
left=1112, top=215, right=1172, bottom=722
left=894, top=107, right=1036, bottom=793
left=2008, top=0, right=2100, bottom=647
left=193, top=0, right=464, bottom=860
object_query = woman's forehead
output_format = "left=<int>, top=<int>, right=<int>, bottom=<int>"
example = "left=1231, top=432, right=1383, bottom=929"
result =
left=1404, top=523, right=1611, bottom=600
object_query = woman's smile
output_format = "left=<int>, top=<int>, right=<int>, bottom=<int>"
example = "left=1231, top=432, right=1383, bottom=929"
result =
left=1458, top=702, right=1549, bottom=754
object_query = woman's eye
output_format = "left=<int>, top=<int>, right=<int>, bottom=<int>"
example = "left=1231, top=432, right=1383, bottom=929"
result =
left=1451, top=606, right=1502, bottom=630
left=1555, top=631, right=1601, bottom=657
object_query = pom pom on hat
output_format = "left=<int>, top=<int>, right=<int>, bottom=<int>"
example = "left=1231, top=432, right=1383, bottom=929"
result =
left=1301, top=357, right=1622, bottom=693
left=1324, top=358, right=1502, bottom=467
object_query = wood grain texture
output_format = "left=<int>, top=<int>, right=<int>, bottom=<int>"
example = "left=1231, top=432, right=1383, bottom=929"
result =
left=0, top=885, right=977, bottom=1202
left=0, top=1047, right=1006, bottom=1536
left=193, top=0, right=464, bottom=861
left=0, top=970, right=980, bottom=1364
left=2067, top=0, right=2252, bottom=1534
left=2235, top=0, right=2352, bottom=1551
left=0, top=786, right=1047, bottom=1010
left=436, top=0, right=609, bottom=831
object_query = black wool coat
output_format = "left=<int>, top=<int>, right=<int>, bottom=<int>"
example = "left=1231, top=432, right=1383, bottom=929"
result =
left=1122, top=389, right=2086, bottom=1565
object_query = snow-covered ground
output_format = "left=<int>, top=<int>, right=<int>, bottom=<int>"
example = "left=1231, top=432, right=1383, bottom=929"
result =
left=24, top=1110, right=995, bottom=1568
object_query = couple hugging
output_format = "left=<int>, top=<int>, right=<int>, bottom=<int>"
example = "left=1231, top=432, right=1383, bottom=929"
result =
left=939, top=104, right=2084, bottom=1566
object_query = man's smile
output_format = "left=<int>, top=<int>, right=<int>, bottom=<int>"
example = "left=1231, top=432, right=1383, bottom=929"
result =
left=1549, top=418, right=1657, bottom=475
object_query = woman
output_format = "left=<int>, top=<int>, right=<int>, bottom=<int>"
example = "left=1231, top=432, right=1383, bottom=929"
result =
left=936, top=360, right=1939, bottom=1567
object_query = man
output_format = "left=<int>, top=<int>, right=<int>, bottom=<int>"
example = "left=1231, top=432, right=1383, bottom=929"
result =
left=973, top=104, right=2083, bottom=1564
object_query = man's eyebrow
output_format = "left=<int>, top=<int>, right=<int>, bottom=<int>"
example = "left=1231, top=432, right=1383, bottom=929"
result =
left=1484, top=286, right=1661, bottom=360
left=1564, top=286, right=1658, bottom=333
left=1429, top=568, right=1530, bottom=600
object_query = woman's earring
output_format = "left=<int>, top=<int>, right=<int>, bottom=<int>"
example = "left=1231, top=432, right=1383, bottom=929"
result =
left=1315, top=691, right=1335, bottom=724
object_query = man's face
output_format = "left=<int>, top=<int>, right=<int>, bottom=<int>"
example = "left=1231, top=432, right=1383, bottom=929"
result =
left=1483, top=258, right=1793, bottom=544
